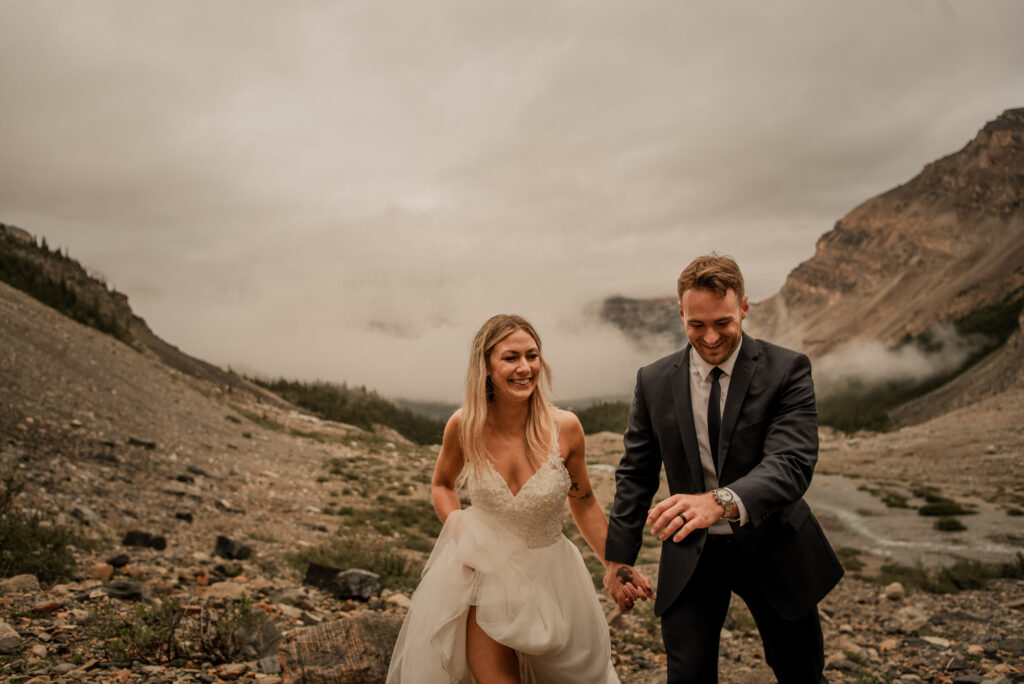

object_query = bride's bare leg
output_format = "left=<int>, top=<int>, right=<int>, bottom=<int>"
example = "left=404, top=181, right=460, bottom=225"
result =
left=467, top=606, right=520, bottom=683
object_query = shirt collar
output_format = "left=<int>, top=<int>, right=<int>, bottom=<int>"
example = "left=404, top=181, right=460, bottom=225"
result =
left=689, top=337, right=742, bottom=381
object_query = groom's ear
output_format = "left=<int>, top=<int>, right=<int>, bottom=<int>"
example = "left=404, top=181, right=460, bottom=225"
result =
left=678, top=300, right=685, bottom=319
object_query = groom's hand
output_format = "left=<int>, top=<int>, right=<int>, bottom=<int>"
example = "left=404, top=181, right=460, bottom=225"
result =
left=648, top=492, right=723, bottom=543
left=603, top=562, right=654, bottom=612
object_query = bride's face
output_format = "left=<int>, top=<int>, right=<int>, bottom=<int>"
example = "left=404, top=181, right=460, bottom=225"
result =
left=487, top=329, right=541, bottom=402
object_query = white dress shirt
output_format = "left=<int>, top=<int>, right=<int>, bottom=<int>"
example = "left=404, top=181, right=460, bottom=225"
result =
left=689, top=341, right=749, bottom=533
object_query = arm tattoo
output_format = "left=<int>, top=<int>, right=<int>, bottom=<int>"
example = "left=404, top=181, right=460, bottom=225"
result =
left=567, top=480, right=594, bottom=501
left=616, top=566, right=634, bottom=585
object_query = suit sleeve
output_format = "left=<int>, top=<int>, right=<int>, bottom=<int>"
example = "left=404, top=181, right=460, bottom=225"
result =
left=605, top=367, right=663, bottom=565
left=727, top=352, right=819, bottom=528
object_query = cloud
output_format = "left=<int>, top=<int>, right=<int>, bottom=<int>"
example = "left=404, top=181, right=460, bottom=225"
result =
left=0, top=1, right=1022, bottom=401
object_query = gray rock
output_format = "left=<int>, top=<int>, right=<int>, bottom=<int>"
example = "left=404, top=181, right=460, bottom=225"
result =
left=893, top=605, right=929, bottom=633
left=258, top=653, right=282, bottom=674
left=334, top=569, right=383, bottom=601
left=997, top=637, right=1024, bottom=654
left=214, top=535, right=252, bottom=560
left=884, top=582, right=905, bottom=601
left=0, top=619, right=22, bottom=654
left=102, top=580, right=145, bottom=601
left=71, top=504, right=100, bottom=526
left=0, top=574, right=41, bottom=593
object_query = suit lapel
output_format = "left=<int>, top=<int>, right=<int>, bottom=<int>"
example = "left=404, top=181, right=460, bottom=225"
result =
left=718, top=333, right=759, bottom=474
left=669, top=346, right=705, bottom=486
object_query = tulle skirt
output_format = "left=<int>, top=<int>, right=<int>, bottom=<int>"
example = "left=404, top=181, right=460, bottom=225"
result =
left=386, top=506, right=619, bottom=683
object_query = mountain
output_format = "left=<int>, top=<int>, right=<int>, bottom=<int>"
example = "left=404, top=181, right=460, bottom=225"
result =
left=751, top=107, right=1024, bottom=358
left=0, top=222, right=284, bottom=405
left=595, top=108, right=1024, bottom=424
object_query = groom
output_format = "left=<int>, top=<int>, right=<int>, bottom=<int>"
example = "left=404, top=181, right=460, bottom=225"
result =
left=604, top=254, right=843, bottom=684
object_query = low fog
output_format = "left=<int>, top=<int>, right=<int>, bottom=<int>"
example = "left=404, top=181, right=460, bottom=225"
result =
left=812, top=325, right=987, bottom=398
left=1, top=2, right=1022, bottom=402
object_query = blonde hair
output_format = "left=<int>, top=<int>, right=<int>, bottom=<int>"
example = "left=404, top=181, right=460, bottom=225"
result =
left=460, top=314, right=554, bottom=479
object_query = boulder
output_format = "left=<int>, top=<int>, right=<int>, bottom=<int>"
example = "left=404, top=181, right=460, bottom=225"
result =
left=279, top=612, right=403, bottom=684
left=122, top=530, right=167, bottom=550
left=302, top=564, right=382, bottom=601
left=214, top=536, right=253, bottom=560
left=0, top=574, right=40, bottom=593
left=0, top=620, right=22, bottom=654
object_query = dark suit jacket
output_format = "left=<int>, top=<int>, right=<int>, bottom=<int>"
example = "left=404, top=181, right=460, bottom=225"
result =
left=605, top=333, right=844, bottom=618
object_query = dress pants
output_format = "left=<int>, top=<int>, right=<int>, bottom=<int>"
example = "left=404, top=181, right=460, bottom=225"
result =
left=660, top=534, right=827, bottom=684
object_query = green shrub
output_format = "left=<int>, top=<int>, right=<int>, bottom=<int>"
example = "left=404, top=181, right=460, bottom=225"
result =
left=0, top=470, right=77, bottom=584
left=934, top=517, right=967, bottom=532
left=87, top=595, right=268, bottom=665
left=918, top=500, right=975, bottom=516
left=87, top=599, right=186, bottom=664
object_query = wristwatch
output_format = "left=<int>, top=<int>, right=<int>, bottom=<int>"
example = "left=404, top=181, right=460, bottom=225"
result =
left=711, top=488, right=738, bottom=521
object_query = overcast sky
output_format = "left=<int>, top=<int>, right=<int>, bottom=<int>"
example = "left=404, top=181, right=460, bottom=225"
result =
left=1, top=1, right=1021, bottom=402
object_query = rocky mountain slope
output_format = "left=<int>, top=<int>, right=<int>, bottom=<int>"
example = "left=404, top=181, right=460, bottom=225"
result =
left=0, top=223, right=282, bottom=404
left=595, top=108, right=1024, bottom=425
left=751, top=107, right=1024, bottom=357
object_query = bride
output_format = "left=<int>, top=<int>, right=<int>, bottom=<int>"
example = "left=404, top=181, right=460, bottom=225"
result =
left=386, top=314, right=652, bottom=683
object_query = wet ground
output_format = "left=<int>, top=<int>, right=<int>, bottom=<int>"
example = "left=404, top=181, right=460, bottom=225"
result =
left=807, top=473, right=1024, bottom=569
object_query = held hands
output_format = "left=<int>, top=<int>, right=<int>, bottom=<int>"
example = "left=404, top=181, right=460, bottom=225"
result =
left=603, top=562, right=654, bottom=612
left=647, top=492, right=724, bottom=543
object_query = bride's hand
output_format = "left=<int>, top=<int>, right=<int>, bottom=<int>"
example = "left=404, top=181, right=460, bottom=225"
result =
left=603, top=562, right=654, bottom=612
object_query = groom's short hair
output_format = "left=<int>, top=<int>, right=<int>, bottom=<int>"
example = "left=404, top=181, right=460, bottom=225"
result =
left=677, top=253, right=745, bottom=300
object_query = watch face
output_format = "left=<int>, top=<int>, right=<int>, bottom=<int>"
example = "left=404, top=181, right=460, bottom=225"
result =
left=716, top=488, right=733, bottom=502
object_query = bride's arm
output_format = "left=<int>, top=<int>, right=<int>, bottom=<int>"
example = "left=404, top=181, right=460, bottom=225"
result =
left=561, top=412, right=611, bottom=562
left=563, top=411, right=654, bottom=603
left=431, top=410, right=465, bottom=523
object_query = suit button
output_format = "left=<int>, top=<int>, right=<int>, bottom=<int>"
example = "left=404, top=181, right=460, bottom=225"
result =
left=696, top=545, right=703, bottom=553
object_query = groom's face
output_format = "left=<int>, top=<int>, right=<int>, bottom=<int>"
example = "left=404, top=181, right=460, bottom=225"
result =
left=679, top=287, right=749, bottom=366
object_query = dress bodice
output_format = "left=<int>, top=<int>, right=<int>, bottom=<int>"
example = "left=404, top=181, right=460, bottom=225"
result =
left=467, top=438, right=570, bottom=549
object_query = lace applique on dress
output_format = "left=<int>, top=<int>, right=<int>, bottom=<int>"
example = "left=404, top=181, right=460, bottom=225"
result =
left=467, top=422, right=570, bottom=549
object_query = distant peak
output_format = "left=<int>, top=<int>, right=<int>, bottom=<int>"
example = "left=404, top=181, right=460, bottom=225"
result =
left=983, top=107, right=1024, bottom=132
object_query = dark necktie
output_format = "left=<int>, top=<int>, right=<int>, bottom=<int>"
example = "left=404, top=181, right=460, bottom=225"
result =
left=708, top=367, right=723, bottom=473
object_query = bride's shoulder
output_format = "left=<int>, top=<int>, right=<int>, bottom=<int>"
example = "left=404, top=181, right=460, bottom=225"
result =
left=553, top=408, right=585, bottom=444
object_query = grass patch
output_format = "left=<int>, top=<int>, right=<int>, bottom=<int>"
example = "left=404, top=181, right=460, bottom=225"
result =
left=335, top=499, right=441, bottom=539
left=575, top=401, right=630, bottom=435
left=286, top=535, right=424, bottom=590
left=874, top=553, right=1024, bottom=594
left=835, top=547, right=865, bottom=573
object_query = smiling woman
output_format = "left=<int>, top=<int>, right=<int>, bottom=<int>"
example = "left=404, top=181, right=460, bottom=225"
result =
left=385, top=314, right=647, bottom=683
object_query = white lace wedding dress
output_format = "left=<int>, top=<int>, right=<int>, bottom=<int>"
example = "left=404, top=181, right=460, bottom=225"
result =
left=385, top=439, right=619, bottom=683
